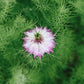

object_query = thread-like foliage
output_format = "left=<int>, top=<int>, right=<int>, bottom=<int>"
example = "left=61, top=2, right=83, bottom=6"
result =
left=0, top=0, right=84, bottom=84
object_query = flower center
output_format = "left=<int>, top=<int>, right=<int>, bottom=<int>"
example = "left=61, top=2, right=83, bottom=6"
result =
left=35, top=33, right=42, bottom=42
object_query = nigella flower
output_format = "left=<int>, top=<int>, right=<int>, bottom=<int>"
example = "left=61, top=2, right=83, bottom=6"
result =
left=22, top=26, right=55, bottom=59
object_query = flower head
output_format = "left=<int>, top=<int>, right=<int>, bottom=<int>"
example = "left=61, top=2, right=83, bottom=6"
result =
left=22, top=26, right=55, bottom=59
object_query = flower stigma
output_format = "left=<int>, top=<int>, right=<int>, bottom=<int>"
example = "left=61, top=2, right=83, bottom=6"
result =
left=35, top=33, right=42, bottom=43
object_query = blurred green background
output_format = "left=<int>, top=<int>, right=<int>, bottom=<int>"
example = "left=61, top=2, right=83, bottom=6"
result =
left=0, top=0, right=84, bottom=84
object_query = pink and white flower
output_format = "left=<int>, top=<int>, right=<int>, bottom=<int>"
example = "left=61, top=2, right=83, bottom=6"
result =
left=22, top=26, right=55, bottom=59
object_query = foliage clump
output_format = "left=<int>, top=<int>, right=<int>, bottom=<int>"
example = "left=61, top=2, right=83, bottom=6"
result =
left=0, top=0, right=84, bottom=84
